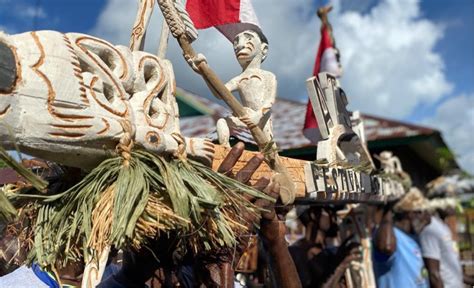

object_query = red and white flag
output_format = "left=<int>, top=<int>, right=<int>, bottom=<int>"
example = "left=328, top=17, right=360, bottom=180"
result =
left=186, top=0, right=262, bottom=41
left=303, top=23, right=341, bottom=143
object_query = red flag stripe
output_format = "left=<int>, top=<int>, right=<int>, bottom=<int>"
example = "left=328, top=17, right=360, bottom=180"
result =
left=186, top=0, right=240, bottom=29
left=313, top=26, right=334, bottom=76
left=303, top=24, right=335, bottom=143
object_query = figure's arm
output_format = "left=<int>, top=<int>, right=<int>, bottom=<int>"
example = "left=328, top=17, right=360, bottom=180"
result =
left=261, top=74, right=277, bottom=114
left=374, top=208, right=396, bottom=256
left=225, top=76, right=239, bottom=93
left=261, top=215, right=302, bottom=288
left=423, top=258, right=443, bottom=288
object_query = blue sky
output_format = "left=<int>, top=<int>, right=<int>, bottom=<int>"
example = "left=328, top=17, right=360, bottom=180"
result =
left=0, top=0, right=473, bottom=172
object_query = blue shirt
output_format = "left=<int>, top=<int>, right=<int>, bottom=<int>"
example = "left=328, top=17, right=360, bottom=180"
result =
left=373, top=227, right=428, bottom=288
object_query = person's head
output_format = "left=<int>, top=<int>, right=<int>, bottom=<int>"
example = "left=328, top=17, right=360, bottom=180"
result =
left=393, top=188, right=431, bottom=234
left=233, top=30, right=268, bottom=68
left=429, top=197, right=458, bottom=220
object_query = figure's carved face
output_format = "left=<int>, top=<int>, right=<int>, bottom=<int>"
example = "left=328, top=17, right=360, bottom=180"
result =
left=233, top=31, right=267, bottom=67
left=380, top=151, right=393, bottom=159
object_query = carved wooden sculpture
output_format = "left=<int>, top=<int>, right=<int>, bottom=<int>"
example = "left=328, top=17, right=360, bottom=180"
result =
left=157, top=0, right=296, bottom=205
left=306, top=72, right=373, bottom=171
left=339, top=205, right=376, bottom=288
left=216, top=30, right=276, bottom=148
left=0, top=31, right=276, bottom=287
left=0, top=31, right=214, bottom=170
left=375, top=151, right=403, bottom=174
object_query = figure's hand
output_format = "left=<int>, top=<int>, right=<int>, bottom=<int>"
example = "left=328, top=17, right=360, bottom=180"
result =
left=241, top=107, right=262, bottom=126
left=335, top=239, right=362, bottom=268
left=317, top=5, right=332, bottom=18
left=185, top=137, right=215, bottom=166
left=339, top=246, right=362, bottom=270
left=185, top=53, right=207, bottom=73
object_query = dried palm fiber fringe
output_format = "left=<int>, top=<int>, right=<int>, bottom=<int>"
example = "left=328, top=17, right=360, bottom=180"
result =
left=0, top=145, right=49, bottom=223
left=0, top=190, right=16, bottom=223
left=9, top=121, right=273, bottom=270
left=0, top=194, right=36, bottom=271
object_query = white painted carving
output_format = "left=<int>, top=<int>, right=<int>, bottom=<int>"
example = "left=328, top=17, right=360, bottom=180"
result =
left=306, top=73, right=372, bottom=170
left=375, top=151, right=403, bottom=175
left=216, top=30, right=276, bottom=147
left=0, top=31, right=213, bottom=169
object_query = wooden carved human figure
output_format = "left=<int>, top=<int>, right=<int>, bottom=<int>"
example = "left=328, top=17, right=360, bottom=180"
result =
left=216, top=30, right=276, bottom=147
left=375, top=151, right=403, bottom=174
left=0, top=31, right=214, bottom=170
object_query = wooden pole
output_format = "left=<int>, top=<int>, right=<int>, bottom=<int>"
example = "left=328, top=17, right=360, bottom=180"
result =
left=157, top=20, right=170, bottom=58
left=129, top=0, right=155, bottom=51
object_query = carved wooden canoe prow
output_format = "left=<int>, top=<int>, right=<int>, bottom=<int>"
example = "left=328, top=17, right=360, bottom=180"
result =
left=0, top=30, right=214, bottom=170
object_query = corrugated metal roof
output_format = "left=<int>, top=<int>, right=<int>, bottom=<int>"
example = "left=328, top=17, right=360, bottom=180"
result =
left=178, top=88, right=439, bottom=150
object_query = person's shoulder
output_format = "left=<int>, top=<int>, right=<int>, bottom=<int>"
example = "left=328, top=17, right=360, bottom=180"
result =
left=420, top=217, right=444, bottom=238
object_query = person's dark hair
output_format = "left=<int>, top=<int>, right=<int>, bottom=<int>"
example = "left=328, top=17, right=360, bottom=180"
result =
left=393, top=211, right=408, bottom=222
left=298, top=207, right=321, bottom=227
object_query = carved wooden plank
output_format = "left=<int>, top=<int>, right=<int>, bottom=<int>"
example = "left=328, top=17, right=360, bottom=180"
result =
left=212, top=145, right=405, bottom=202
left=212, top=145, right=307, bottom=198
left=0, top=41, right=17, bottom=93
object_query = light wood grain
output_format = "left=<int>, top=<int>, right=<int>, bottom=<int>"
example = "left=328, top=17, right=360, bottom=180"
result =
left=212, top=145, right=307, bottom=198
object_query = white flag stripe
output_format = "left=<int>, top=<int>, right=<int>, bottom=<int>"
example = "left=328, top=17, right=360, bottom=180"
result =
left=320, top=47, right=340, bottom=75
left=239, top=0, right=260, bottom=26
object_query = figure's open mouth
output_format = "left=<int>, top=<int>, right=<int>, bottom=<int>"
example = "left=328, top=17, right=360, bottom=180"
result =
left=236, top=48, right=250, bottom=59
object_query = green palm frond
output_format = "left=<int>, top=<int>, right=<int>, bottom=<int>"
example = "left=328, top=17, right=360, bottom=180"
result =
left=18, top=150, right=273, bottom=270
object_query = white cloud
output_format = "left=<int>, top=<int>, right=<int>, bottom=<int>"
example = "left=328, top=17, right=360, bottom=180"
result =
left=424, top=94, right=474, bottom=174
left=90, top=0, right=474, bottom=172
left=333, top=0, right=452, bottom=118
left=18, top=6, right=47, bottom=19
left=91, top=0, right=452, bottom=121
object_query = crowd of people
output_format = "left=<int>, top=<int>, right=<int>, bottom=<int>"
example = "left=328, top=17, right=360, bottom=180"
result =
left=0, top=144, right=471, bottom=287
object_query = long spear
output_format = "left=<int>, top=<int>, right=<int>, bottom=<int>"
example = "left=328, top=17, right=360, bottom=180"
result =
left=156, top=0, right=296, bottom=204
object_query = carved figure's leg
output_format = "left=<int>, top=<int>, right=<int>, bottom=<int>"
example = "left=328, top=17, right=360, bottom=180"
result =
left=262, top=119, right=274, bottom=142
left=217, top=118, right=230, bottom=147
